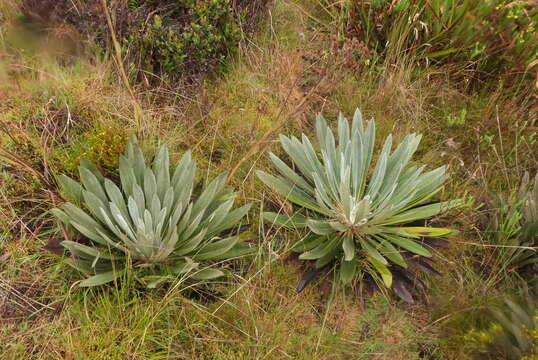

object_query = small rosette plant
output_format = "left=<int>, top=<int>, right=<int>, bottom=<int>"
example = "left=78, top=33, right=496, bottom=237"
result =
left=257, top=109, right=460, bottom=301
left=52, top=137, right=253, bottom=287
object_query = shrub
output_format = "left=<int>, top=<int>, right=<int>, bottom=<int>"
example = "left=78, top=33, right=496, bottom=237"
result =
left=20, top=0, right=268, bottom=80
left=52, top=136, right=253, bottom=287
left=125, top=0, right=241, bottom=77
left=257, top=109, right=460, bottom=302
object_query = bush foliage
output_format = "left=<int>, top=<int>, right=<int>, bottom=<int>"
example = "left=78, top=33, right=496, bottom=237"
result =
left=21, top=0, right=268, bottom=80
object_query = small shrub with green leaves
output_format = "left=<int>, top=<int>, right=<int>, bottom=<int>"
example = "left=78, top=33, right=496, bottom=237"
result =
left=128, top=0, right=241, bottom=77
left=257, top=109, right=460, bottom=302
left=52, top=137, right=253, bottom=287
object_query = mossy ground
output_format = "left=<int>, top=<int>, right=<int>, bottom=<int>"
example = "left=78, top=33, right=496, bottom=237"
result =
left=0, top=0, right=536, bottom=359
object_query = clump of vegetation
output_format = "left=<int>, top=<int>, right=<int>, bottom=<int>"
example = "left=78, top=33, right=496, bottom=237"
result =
left=330, top=0, right=538, bottom=82
left=257, top=109, right=460, bottom=302
left=21, top=0, right=267, bottom=81
left=465, top=286, right=538, bottom=359
left=485, top=172, right=538, bottom=278
left=520, top=172, right=538, bottom=246
left=52, top=137, right=253, bottom=287
left=53, top=125, right=128, bottom=176
left=126, top=0, right=241, bottom=77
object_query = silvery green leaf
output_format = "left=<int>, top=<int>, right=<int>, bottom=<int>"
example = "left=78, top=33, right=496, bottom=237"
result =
left=127, top=196, right=143, bottom=229
left=95, top=228, right=127, bottom=252
left=82, top=190, right=110, bottom=225
left=152, top=145, right=170, bottom=201
left=109, top=202, right=136, bottom=241
left=168, top=260, right=197, bottom=275
left=143, top=209, right=154, bottom=235
left=307, top=219, right=337, bottom=235
left=382, top=233, right=431, bottom=257
left=376, top=237, right=407, bottom=268
left=61, top=240, right=119, bottom=260
left=193, top=236, right=239, bottom=260
left=369, top=256, right=392, bottom=287
left=269, top=152, right=314, bottom=194
left=79, top=167, right=107, bottom=204
left=359, top=237, right=387, bottom=265
left=192, top=173, right=226, bottom=218
left=211, top=242, right=256, bottom=261
left=315, top=113, right=329, bottom=150
left=320, top=150, right=340, bottom=200
left=292, top=234, right=325, bottom=252
left=166, top=199, right=185, bottom=232
left=382, top=200, right=461, bottom=225
left=79, top=269, right=125, bottom=287
left=80, top=158, right=104, bottom=183
left=62, top=203, right=109, bottom=244
left=312, top=171, right=334, bottom=210
left=150, top=193, right=161, bottom=221
left=57, top=175, right=83, bottom=204
left=154, top=207, right=168, bottom=237
left=209, top=203, right=252, bottom=235
left=257, top=171, right=329, bottom=215
left=300, top=235, right=340, bottom=260
left=119, top=156, right=136, bottom=198
left=132, top=183, right=146, bottom=216
left=340, top=258, right=358, bottom=284
left=171, top=151, right=193, bottom=190
left=161, top=186, right=174, bottom=222
left=143, top=168, right=157, bottom=208
left=337, top=112, right=350, bottom=147
left=154, top=226, right=178, bottom=262
left=351, top=108, right=363, bottom=135
left=280, top=135, right=314, bottom=182
left=131, top=141, right=146, bottom=185
left=191, top=268, right=225, bottom=280
left=342, top=235, right=355, bottom=261
left=179, top=207, right=205, bottom=240
left=315, top=244, right=340, bottom=268
left=176, top=203, right=193, bottom=237
left=176, top=229, right=208, bottom=256
left=51, top=208, right=71, bottom=226
left=301, top=134, right=324, bottom=175
left=104, top=179, right=129, bottom=220
left=328, top=221, right=347, bottom=232
left=204, top=199, right=234, bottom=234
left=366, top=136, right=390, bottom=199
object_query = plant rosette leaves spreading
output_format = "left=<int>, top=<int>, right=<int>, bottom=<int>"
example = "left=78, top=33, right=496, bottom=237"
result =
left=257, top=109, right=461, bottom=302
left=52, top=136, right=254, bottom=287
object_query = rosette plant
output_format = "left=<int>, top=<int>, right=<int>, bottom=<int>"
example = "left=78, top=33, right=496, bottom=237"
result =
left=52, top=137, right=253, bottom=287
left=257, top=109, right=460, bottom=302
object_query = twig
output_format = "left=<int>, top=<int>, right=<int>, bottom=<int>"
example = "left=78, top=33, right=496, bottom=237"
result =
left=100, top=0, right=143, bottom=133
